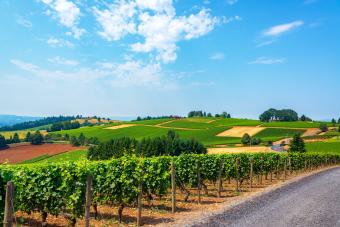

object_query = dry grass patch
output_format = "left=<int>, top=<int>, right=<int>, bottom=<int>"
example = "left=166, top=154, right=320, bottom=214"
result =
left=217, top=126, right=265, bottom=137
left=105, top=124, right=136, bottom=130
left=208, top=146, right=273, bottom=154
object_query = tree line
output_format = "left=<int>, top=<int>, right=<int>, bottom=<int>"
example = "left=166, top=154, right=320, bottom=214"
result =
left=188, top=111, right=231, bottom=118
left=48, top=121, right=80, bottom=132
left=0, top=116, right=78, bottom=131
left=87, top=130, right=207, bottom=160
left=260, top=108, right=302, bottom=122
left=135, top=115, right=182, bottom=121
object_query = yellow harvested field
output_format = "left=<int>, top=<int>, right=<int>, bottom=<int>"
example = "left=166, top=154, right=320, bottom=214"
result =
left=208, top=146, right=273, bottom=154
left=105, top=124, right=136, bottom=130
left=217, top=126, right=265, bottom=137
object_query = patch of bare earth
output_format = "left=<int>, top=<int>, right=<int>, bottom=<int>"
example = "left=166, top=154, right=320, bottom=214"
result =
left=105, top=124, right=136, bottom=130
left=208, top=146, right=273, bottom=154
left=217, top=126, right=265, bottom=137
left=12, top=166, right=338, bottom=227
left=0, top=144, right=84, bottom=164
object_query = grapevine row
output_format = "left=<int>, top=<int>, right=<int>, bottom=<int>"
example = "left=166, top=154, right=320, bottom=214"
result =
left=0, top=152, right=339, bottom=225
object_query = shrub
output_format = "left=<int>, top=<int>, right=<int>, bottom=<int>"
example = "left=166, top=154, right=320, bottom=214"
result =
left=319, top=123, right=328, bottom=132
left=30, top=131, right=44, bottom=145
left=289, top=134, right=306, bottom=153
left=241, top=133, right=251, bottom=145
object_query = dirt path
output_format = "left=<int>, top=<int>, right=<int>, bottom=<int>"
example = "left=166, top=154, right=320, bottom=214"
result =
left=193, top=167, right=340, bottom=227
left=0, top=144, right=84, bottom=164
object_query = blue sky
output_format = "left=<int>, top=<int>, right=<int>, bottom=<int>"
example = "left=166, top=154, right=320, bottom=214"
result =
left=1, top=0, right=339, bottom=120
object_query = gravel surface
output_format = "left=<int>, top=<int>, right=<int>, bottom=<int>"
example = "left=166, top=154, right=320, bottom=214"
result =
left=192, top=167, right=340, bottom=227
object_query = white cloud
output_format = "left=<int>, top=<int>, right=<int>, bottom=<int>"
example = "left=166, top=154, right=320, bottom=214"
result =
left=93, top=1, right=220, bottom=63
left=263, top=20, right=304, bottom=37
left=210, top=52, right=225, bottom=60
left=16, top=16, right=32, bottom=28
left=10, top=59, right=174, bottom=88
left=226, top=0, right=238, bottom=5
left=249, top=57, right=285, bottom=65
left=47, top=37, right=74, bottom=48
left=48, top=56, right=79, bottom=66
left=39, top=0, right=85, bottom=39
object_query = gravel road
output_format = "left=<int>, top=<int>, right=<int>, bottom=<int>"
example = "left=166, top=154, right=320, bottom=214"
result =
left=192, top=167, right=340, bottom=227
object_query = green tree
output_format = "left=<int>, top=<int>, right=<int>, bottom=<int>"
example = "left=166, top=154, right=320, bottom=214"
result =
left=289, top=134, right=306, bottom=153
left=331, top=118, right=336, bottom=126
left=70, top=136, right=80, bottom=146
left=0, top=134, right=8, bottom=149
left=25, top=131, right=32, bottom=142
left=338, top=118, right=340, bottom=124
left=207, top=113, right=212, bottom=117
left=31, top=131, right=44, bottom=145
left=319, top=123, right=328, bottom=132
left=12, top=133, right=20, bottom=143
left=338, top=126, right=340, bottom=133
left=241, top=133, right=251, bottom=145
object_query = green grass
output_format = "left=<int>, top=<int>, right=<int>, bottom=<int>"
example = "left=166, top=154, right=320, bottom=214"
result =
left=211, top=118, right=261, bottom=127
left=52, top=117, right=324, bottom=147
left=22, top=150, right=87, bottom=164
left=131, top=118, right=174, bottom=125
left=162, top=120, right=211, bottom=129
left=306, top=141, right=340, bottom=155
left=254, top=128, right=305, bottom=142
left=262, top=121, right=332, bottom=128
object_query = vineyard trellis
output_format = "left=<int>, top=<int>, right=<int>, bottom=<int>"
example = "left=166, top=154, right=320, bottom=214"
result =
left=0, top=152, right=339, bottom=226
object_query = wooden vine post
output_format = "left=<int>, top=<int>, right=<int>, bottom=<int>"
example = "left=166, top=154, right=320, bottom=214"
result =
left=197, top=161, right=201, bottom=204
left=276, top=157, right=280, bottom=180
left=217, top=159, right=224, bottom=198
left=171, top=159, right=176, bottom=213
left=3, top=181, right=14, bottom=227
left=304, top=160, right=307, bottom=172
left=260, top=157, right=264, bottom=185
left=288, top=157, right=292, bottom=175
left=270, top=159, right=273, bottom=182
left=284, top=158, right=287, bottom=181
left=85, top=175, right=93, bottom=227
left=249, top=158, right=254, bottom=191
left=235, top=158, right=240, bottom=193
left=137, top=169, right=144, bottom=227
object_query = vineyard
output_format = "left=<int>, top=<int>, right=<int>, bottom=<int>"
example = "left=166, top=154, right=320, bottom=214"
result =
left=0, top=152, right=339, bottom=226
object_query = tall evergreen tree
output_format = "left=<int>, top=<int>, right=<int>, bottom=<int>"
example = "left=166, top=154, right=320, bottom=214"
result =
left=289, top=134, right=306, bottom=153
left=12, top=133, right=20, bottom=143
left=0, top=134, right=7, bottom=149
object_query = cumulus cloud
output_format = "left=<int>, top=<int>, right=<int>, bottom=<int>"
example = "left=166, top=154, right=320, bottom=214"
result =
left=93, top=0, right=221, bottom=63
left=249, top=57, right=285, bottom=65
left=263, top=20, right=304, bottom=37
left=39, top=0, right=85, bottom=39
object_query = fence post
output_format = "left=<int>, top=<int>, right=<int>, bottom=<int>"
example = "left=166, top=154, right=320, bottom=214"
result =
left=137, top=169, right=144, bottom=227
left=260, top=157, right=263, bottom=185
left=284, top=159, right=287, bottom=181
left=276, top=157, right=280, bottom=180
left=85, top=176, right=92, bottom=227
left=304, top=160, right=307, bottom=172
left=249, top=158, right=253, bottom=191
left=270, top=160, right=273, bottom=182
left=3, top=181, right=14, bottom=227
left=217, top=159, right=224, bottom=198
left=171, top=159, right=176, bottom=213
left=288, top=157, right=292, bottom=175
left=197, top=161, right=201, bottom=204
left=235, top=158, right=240, bottom=193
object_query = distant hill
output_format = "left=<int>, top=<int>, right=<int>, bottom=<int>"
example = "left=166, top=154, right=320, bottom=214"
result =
left=0, top=115, right=42, bottom=127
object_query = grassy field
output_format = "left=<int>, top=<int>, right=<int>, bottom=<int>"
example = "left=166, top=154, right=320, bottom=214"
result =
left=262, top=121, right=333, bottom=128
left=306, top=141, right=340, bottom=155
left=49, top=117, right=333, bottom=147
left=22, top=150, right=87, bottom=164
left=254, top=128, right=305, bottom=142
